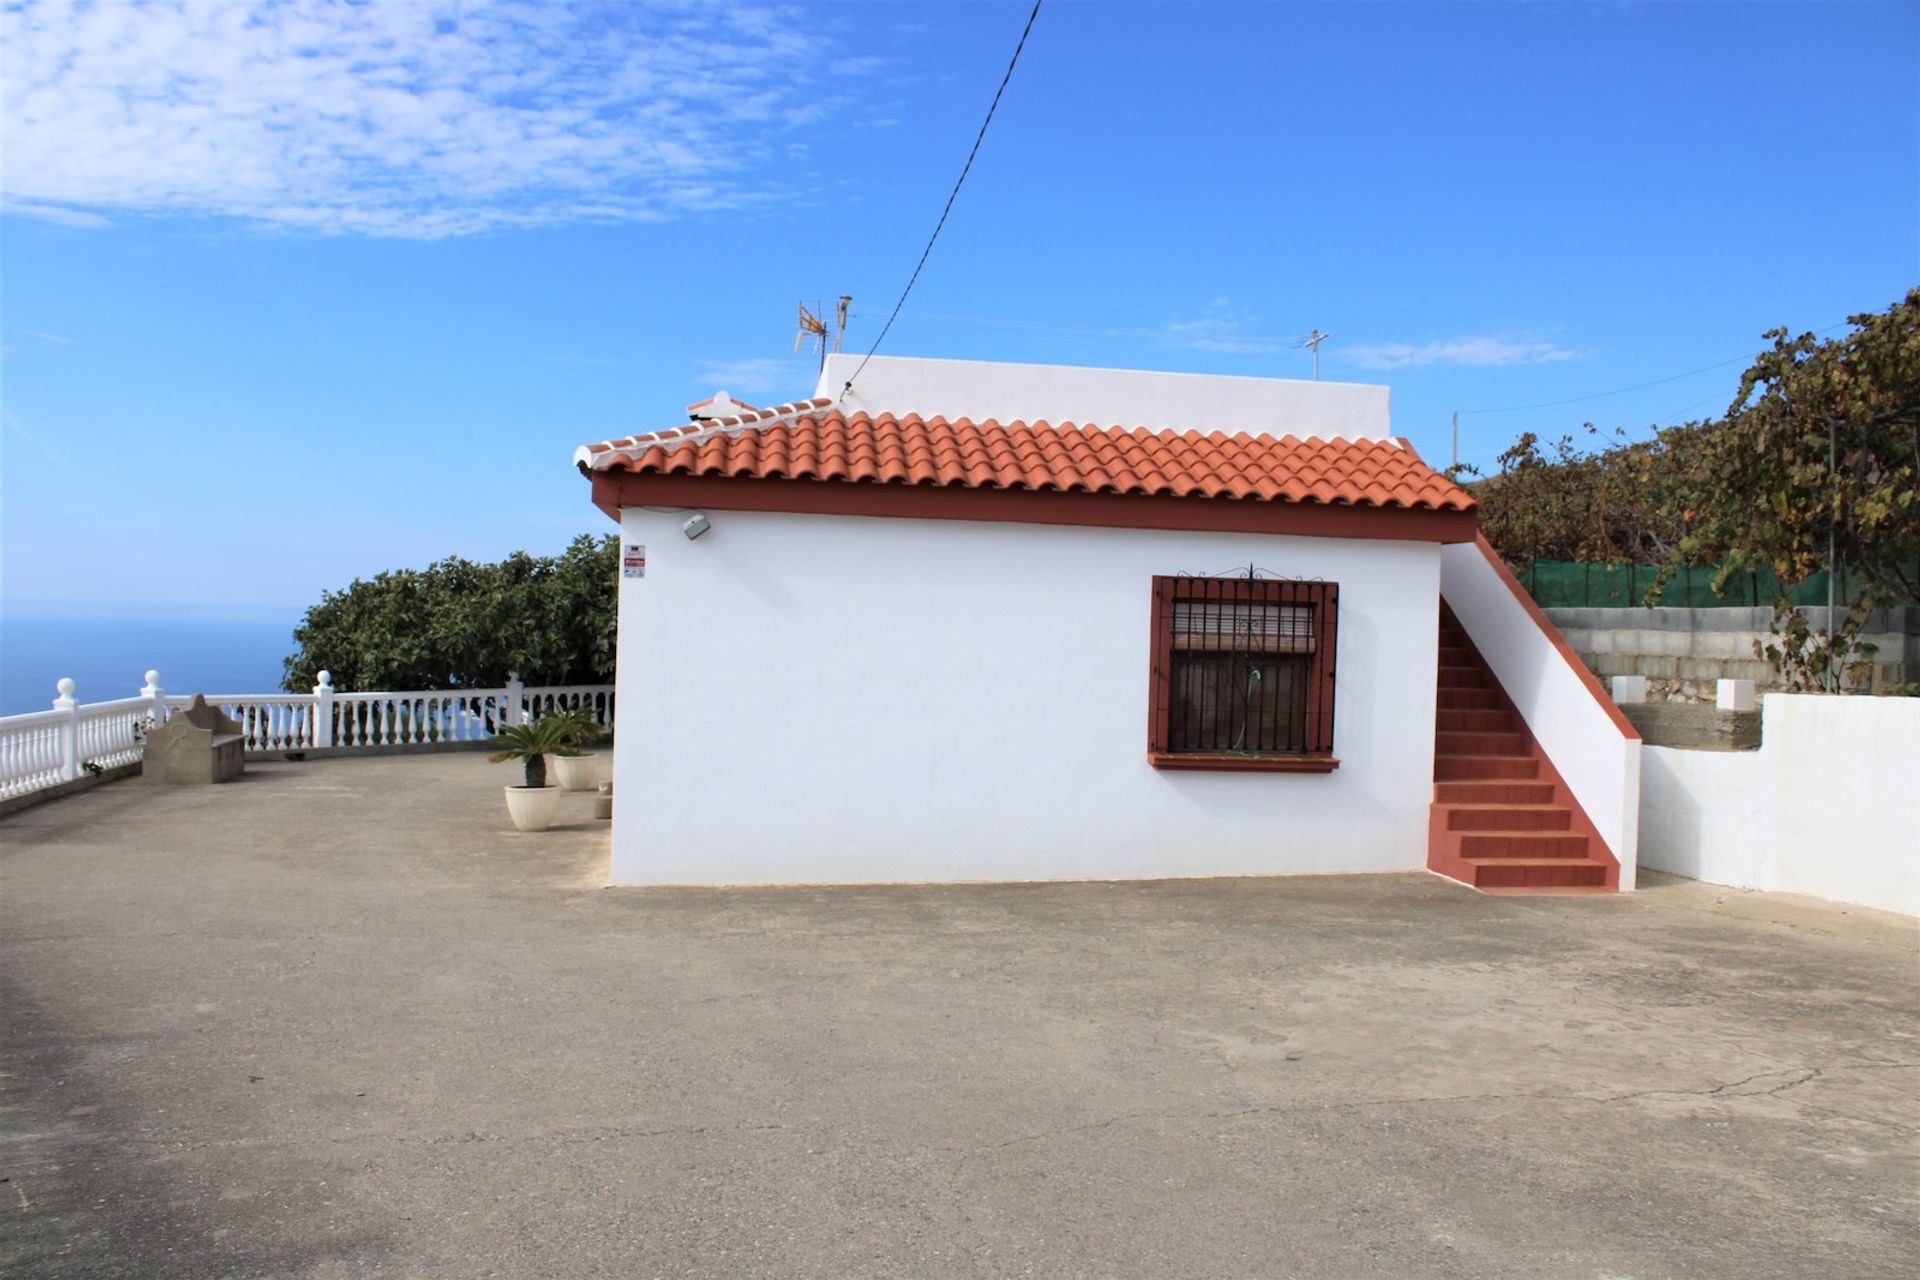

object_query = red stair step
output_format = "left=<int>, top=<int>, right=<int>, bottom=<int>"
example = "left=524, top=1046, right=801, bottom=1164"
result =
left=1437, top=709, right=1518, bottom=733
left=1436, top=731, right=1531, bottom=756
left=1438, top=688, right=1505, bottom=711
left=1438, top=665, right=1491, bottom=689
left=1458, top=832, right=1591, bottom=860
left=1434, top=781, right=1557, bottom=804
left=1467, top=858, right=1608, bottom=888
left=1436, top=755, right=1542, bottom=781
left=1445, top=805, right=1574, bottom=833
left=1480, top=885, right=1615, bottom=896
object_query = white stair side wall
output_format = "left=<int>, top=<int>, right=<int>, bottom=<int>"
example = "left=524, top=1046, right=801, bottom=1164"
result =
left=1441, top=539, right=1644, bottom=889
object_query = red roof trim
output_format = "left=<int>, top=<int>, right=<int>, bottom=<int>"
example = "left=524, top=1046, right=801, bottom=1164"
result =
left=589, top=471, right=1478, bottom=544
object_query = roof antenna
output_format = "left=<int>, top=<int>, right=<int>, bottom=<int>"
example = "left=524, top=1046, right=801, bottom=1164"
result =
left=796, top=296, right=853, bottom=375
left=795, top=301, right=826, bottom=373
left=1295, top=329, right=1331, bottom=381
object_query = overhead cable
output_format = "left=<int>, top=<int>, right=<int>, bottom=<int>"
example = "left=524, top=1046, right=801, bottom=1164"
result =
left=839, top=0, right=1044, bottom=402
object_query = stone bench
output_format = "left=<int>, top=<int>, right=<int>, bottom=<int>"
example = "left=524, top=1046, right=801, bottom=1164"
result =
left=143, top=695, right=246, bottom=784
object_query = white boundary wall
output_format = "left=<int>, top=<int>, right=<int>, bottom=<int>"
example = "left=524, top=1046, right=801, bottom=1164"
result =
left=611, top=508, right=1442, bottom=886
left=1440, top=541, right=1643, bottom=887
left=1640, top=695, right=1920, bottom=916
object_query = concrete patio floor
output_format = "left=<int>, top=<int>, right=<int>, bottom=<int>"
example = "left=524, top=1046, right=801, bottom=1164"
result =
left=2, top=753, right=1916, bottom=1279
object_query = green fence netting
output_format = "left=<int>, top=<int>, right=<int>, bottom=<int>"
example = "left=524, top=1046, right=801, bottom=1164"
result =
left=1518, top=561, right=1894, bottom=609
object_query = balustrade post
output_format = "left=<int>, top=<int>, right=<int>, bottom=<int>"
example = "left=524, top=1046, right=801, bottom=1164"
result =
left=506, top=671, right=527, bottom=726
left=141, top=670, right=167, bottom=737
left=53, top=678, right=80, bottom=781
left=312, top=671, right=335, bottom=748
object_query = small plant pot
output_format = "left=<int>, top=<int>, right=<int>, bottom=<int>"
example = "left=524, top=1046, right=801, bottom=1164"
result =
left=553, top=753, right=600, bottom=792
left=504, top=785, right=561, bottom=832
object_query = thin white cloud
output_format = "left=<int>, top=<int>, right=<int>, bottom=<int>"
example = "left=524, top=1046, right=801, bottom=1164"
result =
left=693, top=357, right=816, bottom=399
left=1160, top=299, right=1295, bottom=356
left=5, top=201, right=109, bottom=229
left=1344, top=336, right=1580, bottom=370
left=0, top=1, right=834, bottom=238
left=3, top=409, right=78, bottom=471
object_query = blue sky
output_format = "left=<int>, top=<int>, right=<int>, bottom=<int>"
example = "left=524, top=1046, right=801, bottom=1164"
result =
left=2, top=0, right=1916, bottom=616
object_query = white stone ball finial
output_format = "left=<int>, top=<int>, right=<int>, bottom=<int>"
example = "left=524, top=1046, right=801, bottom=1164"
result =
left=56, top=677, right=76, bottom=701
left=317, top=670, right=333, bottom=688
left=145, top=670, right=162, bottom=687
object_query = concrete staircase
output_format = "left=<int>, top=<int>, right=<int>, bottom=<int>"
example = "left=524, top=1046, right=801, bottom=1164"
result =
left=1429, top=608, right=1618, bottom=893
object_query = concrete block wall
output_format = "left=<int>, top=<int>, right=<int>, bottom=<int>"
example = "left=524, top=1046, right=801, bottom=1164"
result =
left=1546, top=605, right=1919, bottom=700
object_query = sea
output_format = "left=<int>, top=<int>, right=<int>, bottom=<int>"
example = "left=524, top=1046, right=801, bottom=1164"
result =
left=0, top=606, right=302, bottom=717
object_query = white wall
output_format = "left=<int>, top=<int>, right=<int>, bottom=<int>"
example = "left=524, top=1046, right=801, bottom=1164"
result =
left=1640, top=695, right=1920, bottom=916
left=611, top=508, right=1442, bottom=885
left=1440, top=541, right=1642, bottom=888
left=817, top=354, right=1393, bottom=441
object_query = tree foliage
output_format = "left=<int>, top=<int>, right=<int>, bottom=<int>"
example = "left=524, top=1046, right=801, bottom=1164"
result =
left=1685, top=289, right=1920, bottom=603
left=283, top=535, right=618, bottom=692
left=1472, top=421, right=1719, bottom=567
left=1474, top=290, right=1919, bottom=606
left=1753, top=597, right=1885, bottom=694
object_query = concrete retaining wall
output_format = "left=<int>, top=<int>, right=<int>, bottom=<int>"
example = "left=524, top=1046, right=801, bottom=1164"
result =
left=1547, top=605, right=1919, bottom=697
left=1619, top=702, right=1760, bottom=751
left=1639, top=693, right=1920, bottom=916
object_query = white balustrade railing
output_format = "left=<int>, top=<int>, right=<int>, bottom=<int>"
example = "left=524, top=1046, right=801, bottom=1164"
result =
left=0, top=670, right=614, bottom=802
left=331, top=690, right=503, bottom=749
left=1, top=708, right=71, bottom=798
left=75, top=696, right=155, bottom=773
left=521, top=685, right=616, bottom=726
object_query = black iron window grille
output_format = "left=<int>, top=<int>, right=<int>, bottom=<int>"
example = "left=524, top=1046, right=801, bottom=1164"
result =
left=1149, top=574, right=1338, bottom=765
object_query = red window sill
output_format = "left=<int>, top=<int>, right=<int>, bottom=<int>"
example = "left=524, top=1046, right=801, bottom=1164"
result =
left=1148, top=751, right=1340, bottom=774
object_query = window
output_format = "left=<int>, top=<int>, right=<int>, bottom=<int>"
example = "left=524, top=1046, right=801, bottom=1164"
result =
left=1147, top=575, right=1339, bottom=772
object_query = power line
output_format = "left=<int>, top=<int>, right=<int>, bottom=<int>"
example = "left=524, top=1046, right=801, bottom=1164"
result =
left=1457, top=355, right=1752, bottom=416
left=1649, top=389, right=1728, bottom=431
left=838, top=0, right=1043, bottom=402
left=857, top=306, right=1301, bottom=353
left=1456, top=321, right=1851, bottom=417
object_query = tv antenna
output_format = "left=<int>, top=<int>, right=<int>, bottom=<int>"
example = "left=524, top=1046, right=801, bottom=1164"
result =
left=796, top=296, right=853, bottom=373
left=1295, top=329, right=1331, bottom=381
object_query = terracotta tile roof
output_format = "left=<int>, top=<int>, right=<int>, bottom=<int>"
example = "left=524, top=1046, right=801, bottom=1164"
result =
left=574, top=400, right=1472, bottom=512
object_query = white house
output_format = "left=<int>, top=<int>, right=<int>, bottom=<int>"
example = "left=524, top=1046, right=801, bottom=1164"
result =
left=576, top=356, right=1640, bottom=891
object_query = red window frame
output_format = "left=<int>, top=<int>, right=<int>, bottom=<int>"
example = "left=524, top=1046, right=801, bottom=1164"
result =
left=1147, top=575, right=1339, bottom=772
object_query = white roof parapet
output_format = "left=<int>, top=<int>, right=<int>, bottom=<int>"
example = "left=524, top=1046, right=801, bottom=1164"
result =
left=577, top=354, right=1398, bottom=472
left=816, top=353, right=1394, bottom=442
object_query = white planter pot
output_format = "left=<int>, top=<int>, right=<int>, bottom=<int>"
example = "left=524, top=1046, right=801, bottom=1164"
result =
left=504, top=785, right=561, bottom=832
left=553, top=753, right=599, bottom=792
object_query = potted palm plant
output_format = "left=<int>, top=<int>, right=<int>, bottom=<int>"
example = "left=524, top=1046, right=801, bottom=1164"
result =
left=489, top=716, right=578, bottom=832
left=550, top=705, right=606, bottom=792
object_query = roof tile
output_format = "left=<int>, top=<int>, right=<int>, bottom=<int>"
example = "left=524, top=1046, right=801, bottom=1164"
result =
left=575, top=403, right=1473, bottom=513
